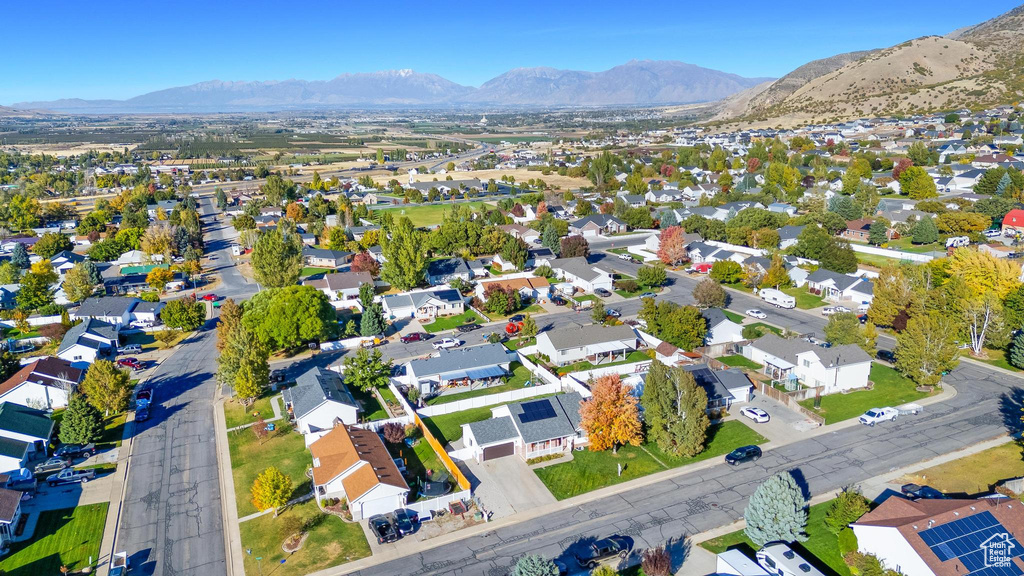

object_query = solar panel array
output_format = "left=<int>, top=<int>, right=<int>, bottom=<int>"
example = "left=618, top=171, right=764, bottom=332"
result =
left=518, top=400, right=556, bottom=423
left=919, top=510, right=1024, bottom=576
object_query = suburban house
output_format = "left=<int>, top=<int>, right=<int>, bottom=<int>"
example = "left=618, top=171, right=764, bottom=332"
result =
left=686, top=242, right=746, bottom=264
left=0, top=357, right=83, bottom=410
left=73, top=296, right=140, bottom=327
left=461, top=393, right=584, bottom=462
left=852, top=496, right=1024, bottom=576
left=405, top=343, right=514, bottom=395
left=744, top=333, right=872, bottom=394
left=702, top=308, right=745, bottom=346
left=548, top=257, right=614, bottom=294
left=381, top=288, right=464, bottom=321
left=679, top=365, right=753, bottom=410
left=474, top=275, right=551, bottom=302
left=778, top=225, right=805, bottom=250
left=1003, top=209, right=1024, bottom=236
left=0, top=402, right=53, bottom=455
left=806, top=269, right=874, bottom=304
left=840, top=219, right=876, bottom=243
left=569, top=215, right=627, bottom=237
left=0, top=487, right=23, bottom=550
left=493, top=247, right=554, bottom=272
left=309, top=425, right=409, bottom=520
left=302, top=271, right=373, bottom=304
left=498, top=224, right=541, bottom=244
left=50, top=250, right=85, bottom=275
left=0, top=438, right=28, bottom=475
left=535, top=324, right=640, bottom=367
left=283, top=367, right=361, bottom=444
left=302, top=247, right=352, bottom=269
left=426, top=258, right=473, bottom=286
left=57, top=318, right=119, bottom=368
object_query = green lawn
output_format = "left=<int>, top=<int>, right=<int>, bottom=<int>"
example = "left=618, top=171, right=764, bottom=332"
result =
left=3, top=328, right=40, bottom=340
left=783, top=286, right=826, bottom=310
left=798, top=364, right=932, bottom=424
left=700, top=500, right=850, bottom=576
left=349, top=385, right=388, bottom=421
left=98, top=413, right=127, bottom=449
left=239, top=499, right=370, bottom=576
left=392, top=440, right=447, bottom=501
left=122, top=330, right=189, bottom=351
left=228, top=423, right=311, bottom=517
left=574, top=294, right=599, bottom=303
left=0, top=504, right=108, bottom=576
left=300, top=266, right=334, bottom=277
left=855, top=251, right=901, bottom=268
left=422, top=311, right=482, bottom=333
left=223, top=394, right=278, bottom=429
left=723, top=310, right=745, bottom=323
left=481, top=303, right=544, bottom=322
left=380, top=201, right=490, bottom=227
left=718, top=355, right=762, bottom=370
left=973, top=348, right=1023, bottom=372
left=555, top=350, right=651, bottom=376
left=422, top=394, right=557, bottom=445
left=535, top=421, right=767, bottom=500
left=747, top=322, right=782, bottom=336
left=426, top=363, right=534, bottom=405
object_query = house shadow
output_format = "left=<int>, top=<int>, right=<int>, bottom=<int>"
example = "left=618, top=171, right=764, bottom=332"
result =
left=998, top=387, right=1024, bottom=436
left=128, top=547, right=157, bottom=575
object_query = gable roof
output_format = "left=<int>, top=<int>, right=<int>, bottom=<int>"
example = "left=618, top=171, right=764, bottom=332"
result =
left=549, top=257, right=612, bottom=282
left=74, top=296, right=138, bottom=318
left=408, top=343, right=513, bottom=379
left=382, top=288, right=463, bottom=311
left=508, top=393, right=583, bottom=444
left=308, top=425, right=409, bottom=500
left=466, top=416, right=519, bottom=446
left=0, top=402, right=53, bottom=439
left=0, top=488, right=21, bottom=523
left=806, top=268, right=864, bottom=291
left=283, top=367, right=358, bottom=420
left=750, top=333, right=872, bottom=367
left=58, top=318, right=118, bottom=354
left=571, top=214, right=626, bottom=229
left=0, top=436, right=27, bottom=460
left=426, top=258, right=471, bottom=279
left=301, top=247, right=352, bottom=261
left=681, top=364, right=752, bottom=403
left=540, top=323, right=638, bottom=351
left=0, top=358, right=82, bottom=398
left=701, top=308, right=736, bottom=329
left=302, top=271, right=373, bottom=293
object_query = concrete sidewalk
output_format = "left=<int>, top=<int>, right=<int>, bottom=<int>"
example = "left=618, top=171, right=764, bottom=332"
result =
left=94, top=409, right=136, bottom=576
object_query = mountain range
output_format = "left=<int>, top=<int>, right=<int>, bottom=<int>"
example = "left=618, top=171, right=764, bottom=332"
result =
left=10, top=61, right=773, bottom=113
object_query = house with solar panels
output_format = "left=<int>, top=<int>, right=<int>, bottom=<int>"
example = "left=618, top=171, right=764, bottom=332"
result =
left=852, top=496, right=1024, bottom=576
left=460, top=392, right=585, bottom=462
left=405, top=343, right=514, bottom=396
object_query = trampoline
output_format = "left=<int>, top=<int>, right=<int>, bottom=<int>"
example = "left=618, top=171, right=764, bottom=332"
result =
left=420, top=480, right=452, bottom=498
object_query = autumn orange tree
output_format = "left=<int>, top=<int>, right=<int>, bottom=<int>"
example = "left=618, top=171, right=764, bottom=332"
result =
left=579, top=374, right=643, bottom=453
left=657, top=226, right=689, bottom=266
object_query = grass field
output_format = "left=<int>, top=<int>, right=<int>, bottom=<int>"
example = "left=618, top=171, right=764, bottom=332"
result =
left=349, top=385, right=388, bottom=421
left=426, top=363, right=533, bottom=405
left=717, top=355, right=762, bottom=370
left=974, top=348, right=1023, bottom=372
left=223, top=394, right=278, bottom=429
left=723, top=310, right=745, bottom=323
left=903, top=442, right=1024, bottom=495
left=239, top=500, right=370, bottom=576
left=798, top=364, right=932, bottom=424
left=421, top=394, right=557, bottom=446
left=783, top=286, right=826, bottom=310
left=535, top=421, right=766, bottom=500
left=554, top=350, right=651, bottom=376
left=422, top=311, right=482, bottom=333
left=700, top=500, right=850, bottom=576
left=300, top=266, right=335, bottom=277
left=748, top=322, right=782, bottom=336
left=122, top=330, right=189, bottom=351
left=0, top=504, right=108, bottom=576
left=380, top=202, right=490, bottom=227
left=228, top=423, right=311, bottom=517
left=98, top=413, right=127, bottom=449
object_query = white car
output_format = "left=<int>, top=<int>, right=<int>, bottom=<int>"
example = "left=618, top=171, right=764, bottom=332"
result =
left=118, top=344, right=143, bottom=355
left=822, top=306, right=850, bottom=316
left=985, top=229, right=1002, bottom=238
left=432, top=338, right=461, bottom=350
left=859, top=407, right=899, bottom=426
left=617, top=253, right=633, bottom=261
left=745, top=309, right=767, bottom=319
left=130, top=320, right=153, bottom=329
left=834, top=305, right=851, bottom=313
left=740, top=407, right=770, bottom=423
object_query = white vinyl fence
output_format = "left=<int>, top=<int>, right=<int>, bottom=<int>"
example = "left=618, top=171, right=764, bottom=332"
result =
left=850, top=244, right=934, bottom=263
left=417, top=382, right=561, bottom=417
left=405, top=489, right=472, bottom=517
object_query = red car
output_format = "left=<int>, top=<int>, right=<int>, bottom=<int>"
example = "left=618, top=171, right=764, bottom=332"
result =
left=117, top=358, right=142, bottom=370
left=400, top=332, right=428, bottom=344
left=201, top=293, right=219, bottom=302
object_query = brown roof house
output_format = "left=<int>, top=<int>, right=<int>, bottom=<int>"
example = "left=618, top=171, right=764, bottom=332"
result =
left=0, top=357, right=83, bottom=411
left=852, top=496, right=1024, bottom=576
left=309, top=425, right=409, bottom=520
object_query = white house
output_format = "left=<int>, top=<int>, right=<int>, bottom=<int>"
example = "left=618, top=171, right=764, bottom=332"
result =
left=302, top=271, right=373, bottom=304
left=805, top=269, right=874, bottom=304
left=536, top=324, right=640, bottom=367
left=548, top=257, right=614, bottom=294
left=461, top=393, right=585, bottom=463
left=309, top=425, right=410, bottom=520
left=283, top=367, right=361, bottom=445
left=0, top=357, right=82, bottom=411
left=405, top=344, right=514, bottom=395
left=425, top=258, right=473, bottom=286
left=0, top=439, right=29, bottom=476
left=57, top=318, right=119, bottom=368
left=0, top=487, right=23, bottom=550
left=381, top=288, right=465, bottom=321
left=0, top=402, right=53, bottom=456
left=73, top=296, right=138, bottom=327
left=702, top=308, right=745, bottom=346
left=474, top=274, right=551, bottom=302
left=744, top=333, right=872, bottom=394
left=569, top=215, right=627, bottom=238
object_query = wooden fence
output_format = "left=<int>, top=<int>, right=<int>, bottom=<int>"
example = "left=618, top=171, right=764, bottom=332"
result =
left=756, top=381, right=825, bottom=426
left=388, top=381, right=472, bottom=492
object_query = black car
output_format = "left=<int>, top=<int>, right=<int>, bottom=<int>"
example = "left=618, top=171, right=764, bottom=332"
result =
left=136, top=406, right=150, bottom=422
left=54, top=443, right=96, bottom=460
left=595, top=288, right=612, bottom=298
left=392, top=509, right=417, bottom=535
left=574, top=536, right=631, bottom=569
left=269, top=369, right=286, bottom=383
left=457, top=323, right=481, bottom=333
left=725, top=445, right=762, bottom=465
left=877, top=349, right=896, bottom=363
left=368, top=514, right=399, bottom=544
left=901, top=483, right=948, bottom=500
left=509, top=314, right=525, bottom=323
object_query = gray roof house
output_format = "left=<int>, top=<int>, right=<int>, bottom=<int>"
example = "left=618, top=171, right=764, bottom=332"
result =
left=0, top=402, right=54, bottom=453
left=569, top=215, right=627, bottom=237
left=806, top=269, right=874, bottom=303
left=702, top=308, right=744, bottom=346
left=678, top=364, right=753, bottom=408
left=744, top=333, right=872, bottom=394
left=381, top=288, right=464, bottom=320
left=405, top=343, right=514, bottom=394
left=73, top=296, right=140, bottom=326
left=461, top=393, right=585, bottom=461
left=426, top=258, right=472, bottom=286
left=536, top=324, right=640, bottom=366
left=57, top=318, right=119, bottom=368
left=778, top=225, right=806, bottom=249
left=283, top=367, right=360, bottom=438
left=302, top=247, right=352, bottom=268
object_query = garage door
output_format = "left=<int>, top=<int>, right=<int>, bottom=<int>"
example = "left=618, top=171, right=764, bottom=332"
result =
left=482, top=442, right=515, bottom=461
left=359, top=495, right=399, bottom=519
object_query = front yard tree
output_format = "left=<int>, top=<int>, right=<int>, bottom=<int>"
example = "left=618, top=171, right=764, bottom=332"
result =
left=744, top=471, right=808, bottom=547
left=80, top=360, right=132, bottom=416
left=948, top=248, right=1022, bottom=299
left=895, top=313, right=960, bottom=387
left=693, top=278, right=726, bottom=309
left=501, top=237, right=530, bottom=270
left=361, top=302, right=387, bottom=337
left=760, top=255, right=792, bottom=289
left=541, top=225, right=561, bottom=256
left=641, top=545, right=673, bottom=576
left=824, top=312, right=862, bottom=345
left=216, top=299, right=244, bottom=381
left=1011, top=331, right=1024, bottom=369
left=10, top=243, right=28, bottom=268
left=591, top=301, right=607, bottom=324
left=161, top=297, right=206, bottom=331
left=63, top=262, right=96, bottom=303
left=709, top=260, right=742, bottom=284
left=58, top=394, right=103, bottom=445
left=252, top=229, right=303, bottom=288
left=17, top=259, right=57, bottom=310
left=235, top=339, right=270, bottom=405
left=251, top=466, right=292, bottom=517
left=147, top=267, right=174, bottom=292
left=381, top=217, right=426, bottom=291
left=637, top=264, right=667, bottom=287
left=641, top=360, right=710, bottom=458
left=520, top=314, right=538, bottom=339
left=32, top=231, right=73, bottom=259
left=559, top=235, right=590, bottom=258
left=512, top=555, right=560, bottom=576
left=579, top=374, right=643, bottom=453
left=824, top=487, right=870, bottom=534
left=243, top=286, right=337, bottom=350
left=910, top=217, right=939, bottom=244
left=342, top=348, right=393, bottom=392
left=484, top=284, right=520, bottom=316
left=657, top=226, right=688, bottom=266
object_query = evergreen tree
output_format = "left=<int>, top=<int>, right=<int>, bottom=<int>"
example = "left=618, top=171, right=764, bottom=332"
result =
left=1011, top=331, right=1024, bottom=369
left=867, top=217, right=891, bottom=245
left=360, top=302, right=387, bottom=337
left=541, top=225, right=561, bottom=256
left=744, top=471, right=809, bottom=546
left=381, top=217, right=426, bottom=291
left=911, top=217, right=939, bottom=244
left=641, top=361, right=710, bottom=457
left=58, top=394, right=103, bottom=445
left=512, top=555, right=559, bottom=576
left=10, top=243, right=28, bottom=269
left=997, top=173, right=1013, bottom=196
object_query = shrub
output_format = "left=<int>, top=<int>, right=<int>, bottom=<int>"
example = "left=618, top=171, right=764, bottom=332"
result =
left=838, top=527, right=858, bottom=556
left=742, top=325, right=767, bottom=340
left=614, top=279, right=639, bottom=293
left=381, top=422, right=406, bottom=444
left=824, top=487, right=870, bottom=534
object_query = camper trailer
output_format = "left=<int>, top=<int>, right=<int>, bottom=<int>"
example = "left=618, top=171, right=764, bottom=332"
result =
left=756, top=544, right=826, bottom=576
left=760, top=288, right=796, bottom=309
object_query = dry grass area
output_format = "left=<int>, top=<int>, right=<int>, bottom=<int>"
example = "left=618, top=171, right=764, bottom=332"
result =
left=899, top=441, right=1024, bottom=496
left=376, top=168, right=589, bottom=190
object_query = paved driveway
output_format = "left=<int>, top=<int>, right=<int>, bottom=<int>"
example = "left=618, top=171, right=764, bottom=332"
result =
left=463, top=456, right=556, bottom=518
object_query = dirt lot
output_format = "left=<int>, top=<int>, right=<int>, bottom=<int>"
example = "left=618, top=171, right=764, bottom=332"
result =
left=376, top=168, right=589, bottom=191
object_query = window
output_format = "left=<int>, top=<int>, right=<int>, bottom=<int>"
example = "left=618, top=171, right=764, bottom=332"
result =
left=802, top=359, right=810, bottom=368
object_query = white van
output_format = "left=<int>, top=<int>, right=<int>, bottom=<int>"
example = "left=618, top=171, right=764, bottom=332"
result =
left=760, top=288, right=796, bottom=309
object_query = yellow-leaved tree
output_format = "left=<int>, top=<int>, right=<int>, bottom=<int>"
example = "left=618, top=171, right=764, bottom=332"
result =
left=579, top=374, right=643, bottom=453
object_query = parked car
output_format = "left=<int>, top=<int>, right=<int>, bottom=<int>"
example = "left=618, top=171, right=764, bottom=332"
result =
left=136, top=387, right=153, bottom=407
left=739, top=407, right=770, bottom=423
left=639, top=292, right=656, bottom=299
left=457, top=323, right=481, bottom=333
left=136, top=406, right=150, bottom=422
left=574, top=536, right=631, bottom=569
left=400, top=332, right=429, bottom=344
left=985, top=229, right=1002, bottom=238
left=877, top=349, right=896, bottom=363
left=54, top=443, right=95, bottom=460
left=606, top=309, right=621, bottom=318
left=117, top=358, right=143, bottom=370
left=617, top=253, right=634, bottom=261
left=433, top=338, right=461, bottom=350
left=821, top=307, right=838, bottom=316
left=551, top=296, right=567, bottom=306
left=128, top=320, right=152, bottom=329
left=47, top=467, right=96, bottom=487
left=118, top=344, right=143, bottom=354
left=508, top=314, right=524, bottom=323
left=392, top=509, right=418, bottom=535
left=901, top=483, right=949, bottom=500
left=595, top=288, right=612, bottom=298
left=725, top=445, right=762, bottom=465
left=201, top=293, right=219, bottom=302
left=859, top=407, right=899, bottom=426
left=834, top=305, right=851, bottom=313
left=368, top=515, right=399, bottom=544
left=269, top=369, right=286, bottom=383
left=34, top=457, right=70, bottom=475
left=745, top=309, right=767, bottom=319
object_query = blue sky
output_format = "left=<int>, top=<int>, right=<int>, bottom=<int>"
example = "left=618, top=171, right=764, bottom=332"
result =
left=2, top=0, right=1021, bottom=104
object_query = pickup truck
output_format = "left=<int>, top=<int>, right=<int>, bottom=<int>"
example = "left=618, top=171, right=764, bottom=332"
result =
left=859, top=403, right=923, bottom=426
left=47, top=468, right=96, bottom=487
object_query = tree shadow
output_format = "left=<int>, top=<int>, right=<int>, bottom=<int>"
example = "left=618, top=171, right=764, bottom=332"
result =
left=998, top=387, right=1024, bottom=435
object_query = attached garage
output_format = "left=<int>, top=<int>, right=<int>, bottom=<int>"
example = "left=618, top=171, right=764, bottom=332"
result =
left=481, top=442, right=515, bottom=461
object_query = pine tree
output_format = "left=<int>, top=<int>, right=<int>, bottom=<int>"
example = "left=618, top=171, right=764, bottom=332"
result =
left=10, top=243, right=28, bottom=269
left=541, top=225, right=561, bottom=256
left=997, top=173, right=1013, bottom=196
left=1011, top=331, right=1024, bottom=369
left=512, top=555, right=559, bottom=576
left=911, top=217, right=939, bottom=244
left=58, top=394, right=103, bottom=445
left=744, top=471, right=808, bottom=546
left=641, top=361, right=710, bottom=457
left=360, top=302, right=387, bottom=337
